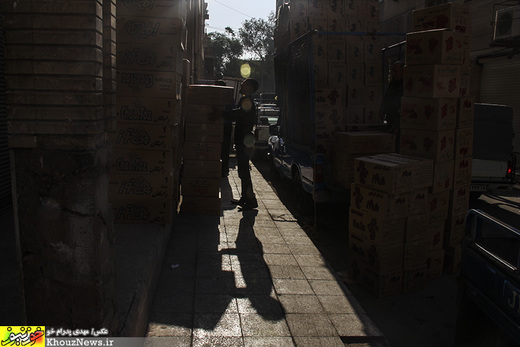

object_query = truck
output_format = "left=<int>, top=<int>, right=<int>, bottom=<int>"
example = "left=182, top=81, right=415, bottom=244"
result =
left=268, top=31, right=347, bottom=208
left=470, top=103, right=517, bottom=199
left=456, top=209, right=520, bottom=346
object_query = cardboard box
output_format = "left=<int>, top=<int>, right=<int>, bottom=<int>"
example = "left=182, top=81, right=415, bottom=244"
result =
left=328, top=17, right=345, bottom=32
left=186, top=85, right=234, bottom=106
left=349, top=232, right=404, bottom=272
left=117, top=96, right=178, bottom=125
left=117, top=0, right=187, bottom=20
left=426, top=248, right=445, bottom=279
left=346, top=107, right=364, bottom=124
left=403, top=64, right=461, bottom=98
left=346, top=36, right=364, bottom=62
left=289, top=17, right=309, bottom=41
left=408, top=188, right=429, bottom=216
left=363, top=36, right=382, bottom=62
left=112, top=148, right=172, bottom=175
left=180, top=196, right=221, bottom=216
left=365, top=62, right=382, bottom=86
left=183, top=141, right=221, bottom=161
left=349, top=256, right=403, bottom=297
left=364, top=107, right=380, bottom=124
left=457, top=97, right=474, bottom=128
left=459, top=68, right=471, bottom=97
left=445, top=211, right=466, bottom=248
left=449, top=185, right=470, bottom=216
left=185, top=104, right=225, bottom=124
left=455, top=127, right=473, bottom=158
left=405, top=29, right=465, bottom=66
left=112, top=198, right=173, bottom=225
left=110, top=123, right=174, bottom=150
left=117, top=16, right=186, bottom=44
left=181, top=177, right=220, bottom=198
left=183, top=160, right=221, bottom=179
left=347, top=85, right=364, bottom=106
left=400, top=129, right=455, bottom=161
left=316, top=88, right=345, bottom=109
left=117, top=70, right=181, bottom=99
left=350, top=183, right=409, bottom=219
left=405, top=213, right=430, bottom=243
left=365, top=86, right=382, bottom=105
left=184, top=123, right=224, bottom=143
left=404, top=264, right=428, bottom=293
left=349, top=208, right=406, bottom=247
left=404, top=239, right=428, bottom=267
left=453, top=156, right=472, bottom=188
left=412, top=3, right=471, bottom=34
left=109, top=173, right=173, bottom=199
left=427, top=190, right=450, bottom=216
left=347, top=63, right=364, bottom=85
left=427, top=213, right=446, bottom=250
left=312, top=34, right=328, bottom=62
left=313, top=62, right=328, bottom=88
left=328, top=63, right=347, bottom=88
left=431, top=159, right=454, bottom=193
left=117, top=42, right=184, bottom=73
left=334, top=131, right=394, bottom=153
left=327, top=36, right=346, bottom=62
left=354, top=154, right=433, bottom=194
left=400, top=97, right=457, bottom=130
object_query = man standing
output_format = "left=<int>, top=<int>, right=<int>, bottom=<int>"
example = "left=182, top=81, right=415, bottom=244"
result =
left=232, top=78, right=259, bottom=210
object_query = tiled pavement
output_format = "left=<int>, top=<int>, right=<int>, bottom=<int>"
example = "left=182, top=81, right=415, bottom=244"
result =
left=145, top=161, right=387, bottom=346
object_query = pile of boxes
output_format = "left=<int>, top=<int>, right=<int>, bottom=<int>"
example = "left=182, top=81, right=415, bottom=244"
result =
left=274, top=0, right=383, bottom=160
left=180, top=85, right=234, bottom=216
left=348, top=3, right=473, bottom=296
left=109, top=1, right=188, bottom=225
left=401, top=3, right=473, bottom=276
left=349, top=153, right=434, bottom=296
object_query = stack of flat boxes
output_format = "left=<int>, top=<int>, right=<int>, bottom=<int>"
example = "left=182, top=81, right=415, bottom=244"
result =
left=275, top=0, right=383, bottom=161
left=349, top=153, right=434, bottom=296
left=400, top=3, right=473, bottom=276
left=181, top=85, right=234, bottom=216
left=109, top=1, right=187, bottom=225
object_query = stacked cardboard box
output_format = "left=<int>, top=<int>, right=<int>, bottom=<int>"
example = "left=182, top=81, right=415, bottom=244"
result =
left=180, top=85, right=234, bottom=216
left=399, top=3, right=473, bottom=276
left=110, top=1, right=187, bottom=225
left=274, top=0, right=383, bottom=160
left=349, top=153, right=434, bottom=296
left=332, top=131, right=394, bottom=189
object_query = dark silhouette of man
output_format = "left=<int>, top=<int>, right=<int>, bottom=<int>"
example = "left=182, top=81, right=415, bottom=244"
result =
left=380, top=61, right=404, bottom=151
left=231, top=78, right=259, bottom=210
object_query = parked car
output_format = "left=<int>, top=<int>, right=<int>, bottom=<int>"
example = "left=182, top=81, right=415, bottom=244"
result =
left=253, top=104, right=279, bottom=155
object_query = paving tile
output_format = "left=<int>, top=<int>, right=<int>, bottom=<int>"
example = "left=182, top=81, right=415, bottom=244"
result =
left=255, top=234, right=286, bottom=244
left=294, top=254, right=328, bottom=267
left=144, top=336, right=192, bottom=346
left=278, top=294, right=324, bottom=314
left=192, top=336, right=244, bottom=347
left=287, top=243, right=321, bottom=255
left=193, top=313, right=242, bottom=337
left=317, top=295, right=358, bottom=314
left=308, top=279, right=346, bottom=296
left=151, top=290, right=194, bottom=313
left=240, top=312, right=291, bottom=337
left=260, top=243, right=291, bottom=254
left=153, top=275, right=195, bottom=296
left=235, top=277, right=277, bottom=296
left=147, top=313, right=192, bottom=337
left=268, top=265, right=306, bottom=280
left=272, top=279, right=314, bottom=295
left=293, top=336, right=345, bottom=347
left=263, top=254, right=299, bottom=266
left=244, top=336, right=296, bottom=347
left=285, top=313, right=337, bottom=337
left=300, top=266, right=337, bottom=281
left=281, top=236, right=315, bottom=246
left=195, top=274, right=237, bottom=294
left=194, top=293, right=238, bottom=314
left=236, top=294, right=285, bottom=317
left=328, top=313, right=383, bottom=337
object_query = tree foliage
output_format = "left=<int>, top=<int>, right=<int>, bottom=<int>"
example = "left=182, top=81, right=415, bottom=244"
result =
left=206, top=27, right=243, bottom=78
left=238, top=12, right=276, bottom=62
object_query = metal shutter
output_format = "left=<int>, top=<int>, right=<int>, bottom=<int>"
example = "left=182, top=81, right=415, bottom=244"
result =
left=479, top=55, right=520, bottom=154
left=0, top=15, right=12, bottom=212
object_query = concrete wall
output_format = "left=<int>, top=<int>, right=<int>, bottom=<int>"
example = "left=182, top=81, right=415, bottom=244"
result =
left=1, top=0, right=117, bottom=332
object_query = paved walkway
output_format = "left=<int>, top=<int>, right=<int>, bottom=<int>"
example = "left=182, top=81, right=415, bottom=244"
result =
left=145, top=161, right=387, bottom=346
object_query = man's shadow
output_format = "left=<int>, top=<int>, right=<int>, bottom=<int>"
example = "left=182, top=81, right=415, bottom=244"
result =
left=221, top=210, right=285, bottom=321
